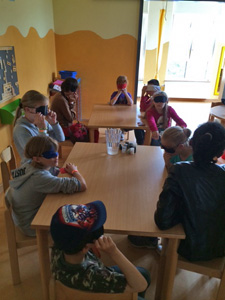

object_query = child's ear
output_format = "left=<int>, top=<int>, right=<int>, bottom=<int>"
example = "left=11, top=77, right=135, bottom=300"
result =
left=33, top=156, right=41, bottom=163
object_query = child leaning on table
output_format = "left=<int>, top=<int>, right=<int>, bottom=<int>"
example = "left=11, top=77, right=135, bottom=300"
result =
left=146, top=91, right=187, bottom=146
left=110, top=75, right=133, bottom=106
left=161, top=126, right=193, bottom=171
left=5, top=136, right=87, bottom=237
left=50, top=201, right=151, bottom=300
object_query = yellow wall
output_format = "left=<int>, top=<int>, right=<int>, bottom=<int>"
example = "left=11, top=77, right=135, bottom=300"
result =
left=53, top=0, right=140, bottom=119
left=0, top=0, right=56, bottom=171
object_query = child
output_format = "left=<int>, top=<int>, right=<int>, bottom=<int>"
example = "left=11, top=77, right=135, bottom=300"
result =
left=110, top=75, right=133, bottom=106
left=161, top=126, right=193, bottom=171
left=140, top=79, right=161, bottom=112
left=50, top=201, right=150, bottom=299
left=146, top=91, right=187, bottom=146
left=51, top=77, right=78, bottom=140
left=13, top=90, right=65, bottom=163
left=5, top=136, right=87, bottom=237
left=155, top=122, right=225, bottom=261
left=135, top=79, right=161, bottom=145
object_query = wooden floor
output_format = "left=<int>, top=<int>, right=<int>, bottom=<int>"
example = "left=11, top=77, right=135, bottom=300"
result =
left=0, top=100, right=222, bottom=300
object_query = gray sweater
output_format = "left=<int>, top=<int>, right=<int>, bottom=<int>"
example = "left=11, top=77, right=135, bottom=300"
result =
left=13, top=116, right=65, bottom=163
left=6, top=161, right=81, bottom=236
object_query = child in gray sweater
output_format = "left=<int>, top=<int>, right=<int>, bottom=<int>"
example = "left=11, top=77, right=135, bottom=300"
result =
left=6, top=136, right=87, bottom=236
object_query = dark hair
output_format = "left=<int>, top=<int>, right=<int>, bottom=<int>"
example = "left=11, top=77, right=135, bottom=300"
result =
left=148, top=79, right=160, bottom=86
left=61, top=77, right=78, bottom=93
left=191, top=122, right=225, bottom=166
left=53, top=226, right=104, bottom=254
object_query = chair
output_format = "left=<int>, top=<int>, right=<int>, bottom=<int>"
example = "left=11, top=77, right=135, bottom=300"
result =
left=177, top=256, right=225, bottom=300
left=49, top=278, right=138, bottom=300
left=208, top=101, right=223, bottom=122
left=58, top=140, right=73, bottom=159
left=1, top=146, right=36, bottom=285
left=0, top=145, right=17, bottom=192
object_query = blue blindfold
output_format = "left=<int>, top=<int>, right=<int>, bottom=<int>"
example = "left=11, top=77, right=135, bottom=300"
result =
left=42, top=150, right=58, bottom=159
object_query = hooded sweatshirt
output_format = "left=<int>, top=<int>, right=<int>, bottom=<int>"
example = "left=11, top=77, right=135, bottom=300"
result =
left=6, top=161, right=81, bottom=236
left=13, top=116, right=65, bottom=163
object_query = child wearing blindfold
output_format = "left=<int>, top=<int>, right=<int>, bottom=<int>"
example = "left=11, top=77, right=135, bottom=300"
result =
left=135, top=79, right=161, bottom=145
left=110, top=75, right=133, bottom=106
left=5, top=136, right=87, bottom=237
left=161, top=126, right=193, bottom=171
left=13, top=90, right=65, bottom=164
left=146, top=91, right=187, bottom=146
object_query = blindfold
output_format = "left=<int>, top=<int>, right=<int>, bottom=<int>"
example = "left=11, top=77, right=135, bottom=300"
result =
left=146, top=85, right=161, bottom=92
left=42, top=150, right=58, bottom=159
left=154, top=96, right=167, bottom=103
left=117, top=83, right=127, bottom=90
left=36, top=105, right=48, bottom=116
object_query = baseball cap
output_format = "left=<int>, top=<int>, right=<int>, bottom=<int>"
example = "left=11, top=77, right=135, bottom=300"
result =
left=50, top=201, right=107, bottom=253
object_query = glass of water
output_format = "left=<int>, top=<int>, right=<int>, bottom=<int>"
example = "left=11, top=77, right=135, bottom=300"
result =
left=105, top=128, right=122, bottom=155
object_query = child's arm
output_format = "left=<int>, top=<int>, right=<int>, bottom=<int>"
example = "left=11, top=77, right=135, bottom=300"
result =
left=169, top=106, right=187, bottom=128
left=65, top=163, right=87, bottom=191
left=110, top=91, right=122, bottom=105
left=122, top=89, right=133, bottom=106
left=95, top=236, right=147, bottom=293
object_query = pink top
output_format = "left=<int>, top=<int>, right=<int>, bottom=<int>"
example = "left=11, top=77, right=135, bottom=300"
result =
left=146, top=105, right=187, bottom=132
left=140, top=95, right=153, bottom=112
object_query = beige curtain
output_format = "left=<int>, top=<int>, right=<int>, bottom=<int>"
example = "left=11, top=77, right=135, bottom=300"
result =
left=155, top=9, right=165, bottom=80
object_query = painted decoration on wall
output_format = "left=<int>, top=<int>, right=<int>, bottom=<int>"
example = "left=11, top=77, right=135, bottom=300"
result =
left=0, top=46, right=19, bottom=102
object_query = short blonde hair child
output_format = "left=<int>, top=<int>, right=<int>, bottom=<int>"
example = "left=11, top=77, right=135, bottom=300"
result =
left=116, top=75, right=128, bottom=85
left=14, top=90, right=48, bottom=126
left=25, top=136, right=58, bottom=169
left=162, top=126, right=192, bottom=147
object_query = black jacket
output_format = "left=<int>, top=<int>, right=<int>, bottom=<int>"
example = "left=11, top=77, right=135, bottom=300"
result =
left=155, top=162, right=225, bottom=261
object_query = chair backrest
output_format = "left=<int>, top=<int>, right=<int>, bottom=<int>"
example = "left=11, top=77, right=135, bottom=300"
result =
left=177, top=256, right=225, bottom=300
left=49, top=278, right=138, bottom=300
left=0, top=145, right=17, bottom=192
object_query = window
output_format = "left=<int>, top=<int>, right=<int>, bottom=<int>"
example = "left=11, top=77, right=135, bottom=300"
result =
left=166, top=13, right=216, bottom=81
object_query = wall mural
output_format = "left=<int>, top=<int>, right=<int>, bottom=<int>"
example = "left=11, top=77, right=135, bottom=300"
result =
left=0, top=46, right=19, bottom=102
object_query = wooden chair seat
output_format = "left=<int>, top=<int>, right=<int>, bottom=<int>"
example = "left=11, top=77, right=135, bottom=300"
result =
left=177, top=256, right=225, bottom=300
left=49, top=278, right=137, bottom=300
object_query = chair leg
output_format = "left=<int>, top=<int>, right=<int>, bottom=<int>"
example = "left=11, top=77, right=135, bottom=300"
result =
left=58, top=145, right=62, bottom=159
left=4, top=211, right=21, bottom=285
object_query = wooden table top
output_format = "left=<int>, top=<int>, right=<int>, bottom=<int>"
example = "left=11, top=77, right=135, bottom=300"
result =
left=88, top=104, right=148, bottom=130
left=210, top=105, right=225, bottom=121
left=31, top=143, right=185, bottom=239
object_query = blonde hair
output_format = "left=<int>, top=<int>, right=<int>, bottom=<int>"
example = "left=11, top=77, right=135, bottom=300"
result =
left=25, top=136, right=58, bottom=169
left=152, top=91, right=169, bottom=129
left=162, top=126, right=192, bottom=147
left=14, top=90, right=48, bottom=126
left=116, top=75, right=128, bottom=85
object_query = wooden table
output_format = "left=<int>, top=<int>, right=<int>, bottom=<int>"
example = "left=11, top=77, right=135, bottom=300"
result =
left=209, top=105, right=225, bottom=125
left=31, top=143, right=185, bottom=300
left=88, top=104, right=151, bottom=145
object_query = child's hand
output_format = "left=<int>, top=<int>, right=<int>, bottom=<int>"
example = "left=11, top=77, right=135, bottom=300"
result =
left=46, top=109, right=57, bottom=125
left=152, top=131, right=160, bottom=140
left=65, top=163, right=78, bottom=175
left=121, top=88, right=127, bottom=94
left=94, top=235, right=117, bottom=256
left=34, top=113, right=46, bottom=129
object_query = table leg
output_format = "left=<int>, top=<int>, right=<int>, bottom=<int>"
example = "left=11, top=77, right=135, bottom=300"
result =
left=89, top=128, right=95, bottom=143
left=143, top=129, right=151, bottom=145
left=36, top=229, right=51, bottom=300
left=155, top=238, right=179, bottom=300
